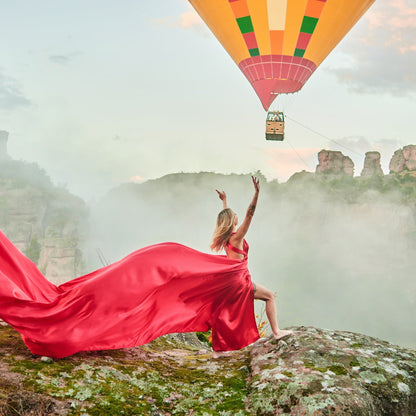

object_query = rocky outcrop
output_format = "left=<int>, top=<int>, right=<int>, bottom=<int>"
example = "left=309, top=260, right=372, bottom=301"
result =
left=0, top=161, right=87, bottom=284
left=316, top=150, right=354, bottom=176
left=248, top=327, right=416, bottom=415
left=0, top=323, right=414, bottom=415
left=0, top=130, right=10, bottom=161
left=361, top=151, right=384, bottom=177
left=389, top=145, right=416, bottom=173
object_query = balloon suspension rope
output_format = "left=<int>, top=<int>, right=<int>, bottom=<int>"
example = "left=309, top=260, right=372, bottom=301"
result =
left=285, top=114, right=362, bottom=158
left=285, top=136, right=315, bottom=172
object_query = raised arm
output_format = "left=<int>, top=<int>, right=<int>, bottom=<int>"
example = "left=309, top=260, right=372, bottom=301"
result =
left=216, top=189, right=228, bottom=209
left=231, top=176, right=259, bottom=243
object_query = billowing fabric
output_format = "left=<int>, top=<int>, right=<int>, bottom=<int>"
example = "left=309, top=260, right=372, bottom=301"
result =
left=0, top=230, right=259, bottom=358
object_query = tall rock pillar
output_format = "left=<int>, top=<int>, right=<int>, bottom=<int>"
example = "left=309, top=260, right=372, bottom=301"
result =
left=361, top=151, right=384, bottom=177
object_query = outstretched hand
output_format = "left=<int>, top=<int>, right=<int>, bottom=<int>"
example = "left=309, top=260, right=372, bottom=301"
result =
left=252, top=176, right=260, bottom=193
left=216, top=189, right=227, bottom=201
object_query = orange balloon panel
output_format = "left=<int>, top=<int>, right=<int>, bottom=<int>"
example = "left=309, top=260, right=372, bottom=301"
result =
left=188, top=0, right=375, bottom=110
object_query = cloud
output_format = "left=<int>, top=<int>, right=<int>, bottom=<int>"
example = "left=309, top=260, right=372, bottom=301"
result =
left=48, top=52, right=81, bottom=66
left=49, top=55, right=71, bottom=66
left=0, top=72, right=31, bottom=111
left=130, top=175, right=146, bottom=183
left=329, top=0, right=416, bottom=96
left=265, top=148, right=320, bottom=180
left=333, top=136, right=402, bottom=156
left=152, top=7, right=205, bottom=33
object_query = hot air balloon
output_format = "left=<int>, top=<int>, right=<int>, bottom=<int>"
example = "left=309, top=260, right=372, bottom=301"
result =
left=188, top=0, right=375, bottom=140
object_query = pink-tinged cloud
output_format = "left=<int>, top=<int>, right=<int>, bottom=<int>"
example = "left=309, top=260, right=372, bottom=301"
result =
left=331, top=0, right=416, bottom=95
left=178, top=10, right=203, bottom=29
left=152, top=8, right=203, bottom=31
left=130, top=175, right=146, bottom=183
left=265, top=148, right=320, bottom=181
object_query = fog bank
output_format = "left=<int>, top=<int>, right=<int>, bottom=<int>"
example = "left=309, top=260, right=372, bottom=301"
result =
left=86, top=172, right=416, bottom=349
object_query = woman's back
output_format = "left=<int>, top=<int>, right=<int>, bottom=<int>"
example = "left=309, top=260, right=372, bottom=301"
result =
left=225, top=237, right=248, bottom=261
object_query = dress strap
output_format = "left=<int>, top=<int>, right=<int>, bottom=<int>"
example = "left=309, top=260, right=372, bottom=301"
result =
left=226, top=242, right=246, bottom=256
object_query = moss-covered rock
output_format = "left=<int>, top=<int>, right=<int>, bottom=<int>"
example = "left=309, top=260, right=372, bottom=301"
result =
left=0, top=323, right=414, bottom=415
left=248, top=326, right=416, bottom=415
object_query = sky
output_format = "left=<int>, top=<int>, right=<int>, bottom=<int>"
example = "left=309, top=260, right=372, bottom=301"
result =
left=0, top=0, right=415, bottom=201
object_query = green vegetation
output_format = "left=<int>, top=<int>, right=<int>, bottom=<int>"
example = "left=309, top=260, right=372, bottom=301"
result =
left=25, top=237, right=42, bottom=264
left=0, top=160, right=53, bottom=191
left=0, top=326, right=250, bottom=415
left=283, top=171, right=416, bottom=205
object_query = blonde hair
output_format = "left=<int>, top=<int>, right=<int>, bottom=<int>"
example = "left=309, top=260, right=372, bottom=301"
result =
left=210, top=208, right=236, bottom=252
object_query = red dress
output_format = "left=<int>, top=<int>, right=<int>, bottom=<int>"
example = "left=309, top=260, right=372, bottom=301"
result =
left=0, top=230, right=259, bottom=358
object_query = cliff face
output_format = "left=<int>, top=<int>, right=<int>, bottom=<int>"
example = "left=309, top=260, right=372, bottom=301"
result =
left=315, top=150, right=354, bottom=176
left=0, top=323, right=414, bottom=415
left=0, top=161, right=87, bottom=284
left=390, top=145, right=416, bottom=173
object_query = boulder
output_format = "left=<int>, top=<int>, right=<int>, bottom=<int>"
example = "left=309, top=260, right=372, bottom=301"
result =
left=389, top=145, right=416, bottom=173
left=361, top=151, right=384, bottom=177
left=316, top=150, right=354, bottom=176
left=248, top=327, right=416, bottom=415
left=0, top=324, right=414, bottom=415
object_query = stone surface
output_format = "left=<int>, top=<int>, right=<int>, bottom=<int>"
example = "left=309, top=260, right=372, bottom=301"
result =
left=390, top=145, right=416, bottom=173
left=0, top=161, right=87, bottom=283
left=248, top=327, right=416, bottom=415
left=0, top=324, right=414, bottom=415
left=361, top=151, right=384, bottom=177
left=316, top=150, right=354, bottom=176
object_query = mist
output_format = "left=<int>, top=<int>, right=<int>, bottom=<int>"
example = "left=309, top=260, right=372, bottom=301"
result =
left=85, top=172, right=416, bottom=350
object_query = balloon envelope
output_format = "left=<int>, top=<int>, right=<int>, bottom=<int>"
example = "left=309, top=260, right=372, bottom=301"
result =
left=189, top=0, right=375, bottom=110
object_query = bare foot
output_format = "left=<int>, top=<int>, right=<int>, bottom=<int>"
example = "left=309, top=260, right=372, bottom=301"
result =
left=273, top=329, right=294, bottom=341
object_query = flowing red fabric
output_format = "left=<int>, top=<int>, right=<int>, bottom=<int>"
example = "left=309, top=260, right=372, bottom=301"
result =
left=0, top=230, right=259, bottom=358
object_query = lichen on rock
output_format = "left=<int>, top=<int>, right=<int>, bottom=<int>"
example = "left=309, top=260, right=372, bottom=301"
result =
left=0, top=323, right=414, bottom=415
left=247, top=326, right=416, bottom=415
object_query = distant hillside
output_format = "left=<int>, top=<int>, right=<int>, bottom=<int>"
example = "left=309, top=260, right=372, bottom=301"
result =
left=89, top=169, right=416, bottom=350
left=0, top=159, right=88, bottom=283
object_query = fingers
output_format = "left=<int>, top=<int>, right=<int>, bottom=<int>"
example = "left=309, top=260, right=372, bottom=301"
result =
left=216, top=189, right=226, bottom=199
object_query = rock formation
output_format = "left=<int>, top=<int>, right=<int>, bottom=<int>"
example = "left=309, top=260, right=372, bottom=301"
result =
left=249, top=327, right=416, bottom=415
left=361, top=151, right=384, bottom=177
left=0, top=324, right=414, bottom=415
left=0, top=160, right=87, bottom=284
left=0, top=130, right=10, bottom=160
left=389, top=145, right=416, bottom=173
left=316, top=150, right=354, bottom=176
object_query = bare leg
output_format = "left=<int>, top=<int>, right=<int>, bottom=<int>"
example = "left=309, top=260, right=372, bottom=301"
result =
left=254, top=283, right=293, bottom=340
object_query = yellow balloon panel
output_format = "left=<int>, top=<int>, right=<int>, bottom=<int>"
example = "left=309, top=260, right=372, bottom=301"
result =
left=189, top=0, right=250, bottom=64
left=305, top=1, right=374, bottom=65
left=247, top=0, right=271, bottom=55
left=188, top=0, right=375, bottom=110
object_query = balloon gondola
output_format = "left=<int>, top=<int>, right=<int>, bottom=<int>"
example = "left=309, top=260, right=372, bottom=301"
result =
left=266, top=110, right=285, bottom=141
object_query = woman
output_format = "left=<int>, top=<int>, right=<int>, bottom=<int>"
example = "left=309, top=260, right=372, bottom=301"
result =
left=212, top=176, right=293, bottom=343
